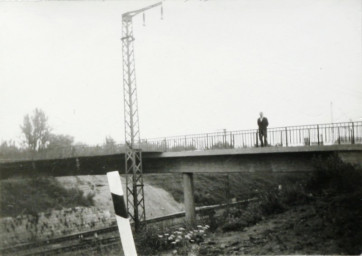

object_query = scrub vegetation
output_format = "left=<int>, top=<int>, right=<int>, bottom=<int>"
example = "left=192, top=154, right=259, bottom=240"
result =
left=0, top=176, right=94, bottom=217
left=198, top=154, right=362, bottom=255
left=138, top=154, right=362, bottom=255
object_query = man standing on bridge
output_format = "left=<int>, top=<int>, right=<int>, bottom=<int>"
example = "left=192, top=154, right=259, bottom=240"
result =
left=257, top=112, right=269, bottom=147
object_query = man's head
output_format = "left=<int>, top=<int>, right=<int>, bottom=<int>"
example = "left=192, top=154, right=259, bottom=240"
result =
left=259, top=112, right=264, bottom=118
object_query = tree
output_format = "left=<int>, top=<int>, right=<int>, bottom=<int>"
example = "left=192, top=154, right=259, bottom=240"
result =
left=20, top=108, right=51, bottom=151
left=47, top=134, right=74, bottom=149
left=46, top=134, right=74, bottom=158
left=0, top=140, right=21, bottom=160
left=103, top=136, right=117, bottom=154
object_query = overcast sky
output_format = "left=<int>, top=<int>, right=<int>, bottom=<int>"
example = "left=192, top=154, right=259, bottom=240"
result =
left=1, top=0, right=361, bottom=145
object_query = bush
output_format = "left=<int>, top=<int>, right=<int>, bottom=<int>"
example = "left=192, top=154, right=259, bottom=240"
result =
left=309, top=154, right=362, bottom=194
left=257, top=181, right=311, bottom=215
left=221, top=181, right=310, bottom=232
left=308, top=154, right=362, bottom=254
left=278, top=183, right=309, bottom=206
left=329, top=191, right=362, bottom=254
left=135, top=226, right=169, bottom=255
left=258, top=190, right=285, bottom=215
left=221, top=201, right=263, bottom=232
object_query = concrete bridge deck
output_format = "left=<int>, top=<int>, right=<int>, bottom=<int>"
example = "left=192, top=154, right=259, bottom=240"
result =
left=1, top=144, right=361, bottom=179
left=144, top=144, right=362, bottom=173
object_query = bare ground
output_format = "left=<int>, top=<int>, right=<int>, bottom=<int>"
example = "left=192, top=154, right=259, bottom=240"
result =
left=57, top=175, right=184, bottom=219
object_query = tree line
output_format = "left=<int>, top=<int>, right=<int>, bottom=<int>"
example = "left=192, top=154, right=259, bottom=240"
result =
left=1, top=109, right=237, bottom=162
left=0, top=109, right=125, bottom=161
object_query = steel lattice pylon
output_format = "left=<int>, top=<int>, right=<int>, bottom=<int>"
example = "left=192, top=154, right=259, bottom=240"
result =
left=121, top=2, right=162, bottom=232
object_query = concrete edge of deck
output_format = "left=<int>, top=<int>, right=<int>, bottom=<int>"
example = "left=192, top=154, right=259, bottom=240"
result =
left=155, top=144, right=362, bottom=158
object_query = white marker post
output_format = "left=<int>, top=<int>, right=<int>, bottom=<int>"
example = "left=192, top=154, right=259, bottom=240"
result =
left=107, top=171, right=137, bottom=256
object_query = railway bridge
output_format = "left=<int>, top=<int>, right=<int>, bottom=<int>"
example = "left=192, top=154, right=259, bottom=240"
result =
left=1, top=121, right=362, bottom=225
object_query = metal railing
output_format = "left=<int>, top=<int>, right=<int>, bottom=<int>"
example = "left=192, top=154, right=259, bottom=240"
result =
left=141, top=121, right=362, bottom=152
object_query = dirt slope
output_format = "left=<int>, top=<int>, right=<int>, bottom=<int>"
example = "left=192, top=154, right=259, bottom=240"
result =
left=57, top=175, right=184, bottom=219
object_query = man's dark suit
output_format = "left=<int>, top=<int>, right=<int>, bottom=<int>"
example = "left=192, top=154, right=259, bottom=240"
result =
left=257, top=117, right=269, bottom=146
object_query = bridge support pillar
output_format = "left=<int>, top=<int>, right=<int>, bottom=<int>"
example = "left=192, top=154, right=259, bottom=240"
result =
left=183, top=172, right=196, bottom=227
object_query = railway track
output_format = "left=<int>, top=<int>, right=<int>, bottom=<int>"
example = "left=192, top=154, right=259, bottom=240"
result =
left=0, top=226, right=119, bottom=255
left=1, top=198, right=257, bottom=256
left=27, top=236, right=120, bottom=256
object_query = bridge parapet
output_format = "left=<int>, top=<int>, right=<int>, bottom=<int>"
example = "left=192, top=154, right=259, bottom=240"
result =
left=142, top=121, right=362, bottom=152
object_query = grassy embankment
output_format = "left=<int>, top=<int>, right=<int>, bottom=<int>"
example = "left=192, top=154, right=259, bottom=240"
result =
left=0, top=177, right=94, bottom=217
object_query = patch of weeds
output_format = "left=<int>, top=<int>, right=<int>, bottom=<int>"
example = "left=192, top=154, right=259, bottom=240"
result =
left=135, top=224, right=210, bottom=255
left=221, top=182, right=310, bottom=232
left=258, top=190, right=285, bottom=215
left=278, top=183, right=310, bottom=206
left=221, top=202, right=263, bottom=232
